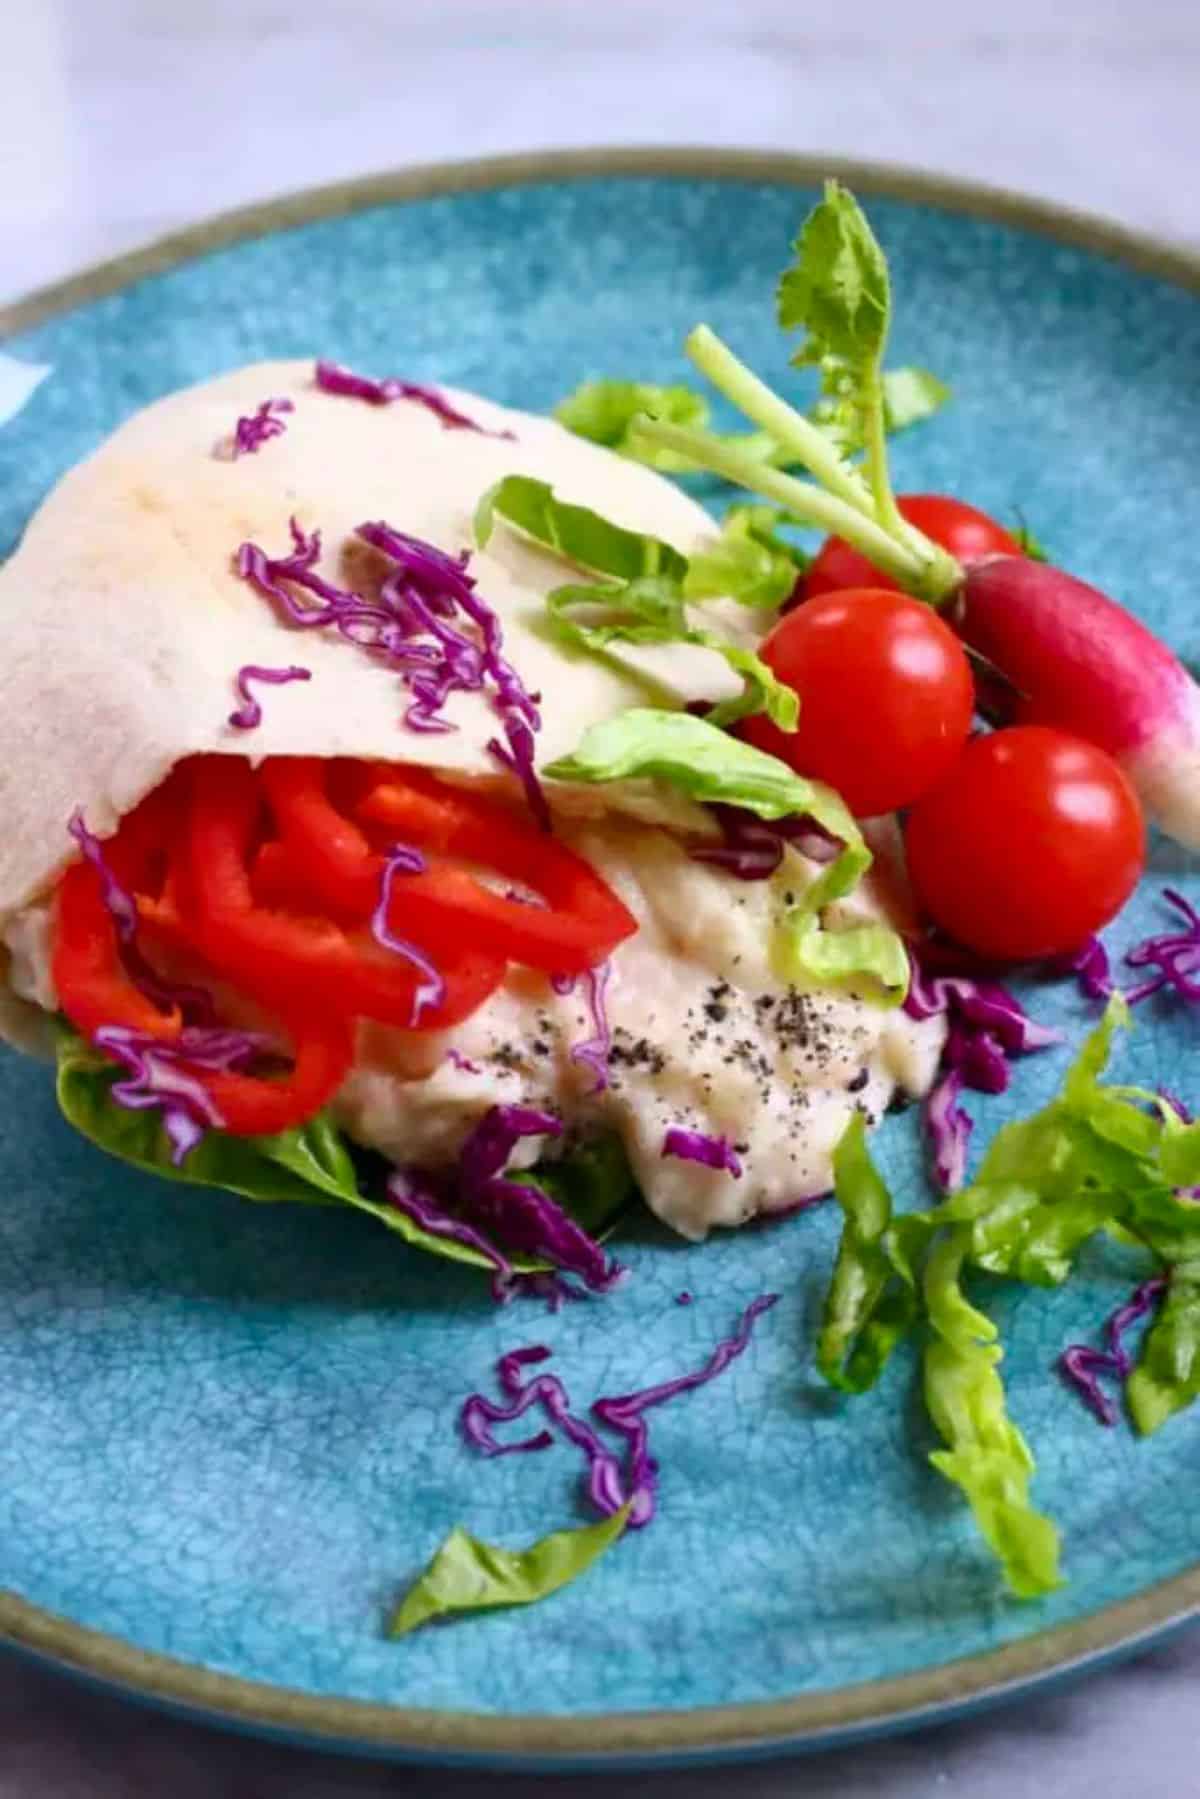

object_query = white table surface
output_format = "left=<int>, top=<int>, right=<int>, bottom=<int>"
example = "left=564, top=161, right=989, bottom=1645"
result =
left=2, top=1, right=1199, bottom=1792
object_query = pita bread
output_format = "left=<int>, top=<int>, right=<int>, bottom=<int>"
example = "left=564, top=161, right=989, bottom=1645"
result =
left=0, top=360, right=748, bottom=924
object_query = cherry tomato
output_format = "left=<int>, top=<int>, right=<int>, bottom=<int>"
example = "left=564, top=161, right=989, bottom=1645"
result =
left=905, top=726, right=1145, bottom=961
left=800, top=495, right=1023, bottom=603
left=740, top=588, right=975, bottom=817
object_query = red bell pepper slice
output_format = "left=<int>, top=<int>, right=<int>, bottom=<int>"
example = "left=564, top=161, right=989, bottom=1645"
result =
left=263, top=758, right=636, bottom=974
left=53, top=842, right=353, bottom=1136
left=179, top=757, right=504, bottom=1029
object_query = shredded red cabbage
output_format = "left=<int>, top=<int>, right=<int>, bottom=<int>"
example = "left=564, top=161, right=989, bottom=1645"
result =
left=590, top=1293, right=778, bottom=1524
left=461, top=1295, right=778, bottom=1529
left=688, top=804, right=839, bottom=881
left=1124, top=889, right=1200, bottom=1005
left=227, top=663, right=311, bottom=730
left=237, top=516, right=549, bottom=827
left=551, top=961, right=613, bottom=1093
left=676, top=1291, right=694, bottom=1306
left=314, top=358, right=515, bottom=437
left=1050, top=935, right=1114, bottom=1002
left=923, top=1067, right=972, bottom=1194
left=370, top=844, right=446, bottom=1025
left=230, top=396, right=293, bottom=457
left=457, top=1105, right=624, bottom=1294
left=905, top=950, right=1060, bottom=1192
left=93, top=1023, right=266, bottom=1165
left=444, top=1048, right=482, bottom=1075
left=1059, top=1275, right=1168, bottom=1426
left=67, top=812, right=216, bottom=1025
left=661, top=1127, right=744, bottom=1177
left=386, top=1166, right=515, bottom=1293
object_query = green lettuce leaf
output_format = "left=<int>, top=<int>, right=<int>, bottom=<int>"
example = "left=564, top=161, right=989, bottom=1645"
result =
left=475, top=474, right=687, bottom=583
left=1127, top=1260, right=1200, bottom=1436
left=817, top=1112, right=925, bottom=1392
left=682, top=504, right=807, bottom=610
left=55, top=1027, right=634, bottom=1275
left=923, top=1355, right=1062, bottom=1595
left=818, top=1118, right=1063, bottom=1597
left=545, top=577, right=798, bottom=731
left=479, top=475, right=800, bottom=722
left=554, top=379, right=714, bottom=472
left=544, top=707, right=858, bottom=826
left=922, top=1229, right=1063, bottom=1599
left=389, top=1502, right=633, bottom=1636
left=57, top=1025, right=361, bottom=1209
left=880, top=366, right=952, bottom=433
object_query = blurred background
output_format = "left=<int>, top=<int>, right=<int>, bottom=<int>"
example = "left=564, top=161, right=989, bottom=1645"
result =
left=3, top=0, right=1200, bottom=302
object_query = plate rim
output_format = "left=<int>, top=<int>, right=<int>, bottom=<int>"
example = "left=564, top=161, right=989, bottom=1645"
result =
left=2, top=144, right=1199, bottom=1766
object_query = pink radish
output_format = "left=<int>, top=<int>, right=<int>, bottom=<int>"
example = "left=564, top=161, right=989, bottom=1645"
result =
left=953, top=557, right=1200, bottom=850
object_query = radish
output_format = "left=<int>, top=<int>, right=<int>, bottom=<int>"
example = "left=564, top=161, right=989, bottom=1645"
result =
left=629, top=180, right=1200, bottom=850
left=954, top=558, right=1200, bottom=851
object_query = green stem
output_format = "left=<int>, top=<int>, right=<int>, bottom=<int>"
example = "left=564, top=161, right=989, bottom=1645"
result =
left=862, top=369, right=907, bottom=539
left=687, top=325, right=875, bottom=518
left=633, top=417, right=959, bottom=601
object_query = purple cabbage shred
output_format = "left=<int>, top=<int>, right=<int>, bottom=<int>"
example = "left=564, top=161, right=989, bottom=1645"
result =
left=661, top=1126, right=744, bottom=1178
left=1049, top=935, right=1114, bottom=1002
left=1124, top=889, right=1200, bottom=1006
left=93, top=1023, right=266, bottom=1166
left=370, top=844, right=446, bottom=1024
left=552, top=961, right=613, bottom=1093
left=314, top=358, right=515, bottom=438
left=230, top=396, right=293, bottom=458
left=237, top=515, right=548, bottom=828
left=688, top=804, right=839, bottom=881
left=66, top=812, right=217, bottom=1026
left=461, top=1294, right=778, bottom=1529
left=1059, top=1275, right=1168, bottom=1426
left=385, top=1167, right=514, bottom=1293
left=227, top=662, right=311, bottom=730
left=905, top=949, right=1060, bottom=1192
left=457, top=1105, right=624, bottom=1294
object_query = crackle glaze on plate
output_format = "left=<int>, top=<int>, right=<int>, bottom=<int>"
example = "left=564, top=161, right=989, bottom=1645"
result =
left=1, top=153, right=1199, bottom=1768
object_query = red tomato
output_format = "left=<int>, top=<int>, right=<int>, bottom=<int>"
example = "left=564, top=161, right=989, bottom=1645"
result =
left=905, top=726, right=1145, bottom=961
left=800, top=495, right=1023, bottom=602
left=741, top=588, right=975, bottom=817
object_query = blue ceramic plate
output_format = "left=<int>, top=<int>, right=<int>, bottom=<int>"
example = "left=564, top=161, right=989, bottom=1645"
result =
left=1, top=151, right=1198, bottom=1769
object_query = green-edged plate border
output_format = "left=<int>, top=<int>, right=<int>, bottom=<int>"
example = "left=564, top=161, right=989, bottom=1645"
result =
left=3, top=146, right=1200, bottom=1767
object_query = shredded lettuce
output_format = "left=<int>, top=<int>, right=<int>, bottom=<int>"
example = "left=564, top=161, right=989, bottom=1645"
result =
left=544, top=576, right=797, bottom=731
left=923, top=1232, right=1063, bottom=1599
left=1126, top=1261, right=1200, bottom=1434
left=817, top=1000, right=1200, bottom=1592
left=554, top=380, right=712, bottom=471
left=683, top=504, right=807, bottom=610
left=554, top=364, right=948, bottom=472
left=477, top=475, right=798, bottom=724
left=475, top=474, right=687, bottom=583
left=56, top=1027, right=633, bottom=1276
left=818, top=1112, right=924, bottom=1393
left=544, top=707, right=855, bottom=826
left=389, top=1502, right=633, bottom=1636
